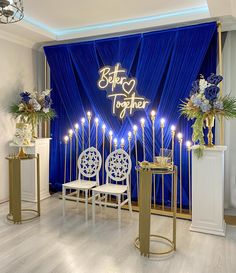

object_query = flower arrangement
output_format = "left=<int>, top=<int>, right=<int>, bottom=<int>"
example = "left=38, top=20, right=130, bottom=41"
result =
left=10, top=89, right=56, bottom=137
left=180, top=74, right=236, bottom=156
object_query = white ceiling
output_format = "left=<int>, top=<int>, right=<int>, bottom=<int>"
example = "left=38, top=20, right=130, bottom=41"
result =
left=23, top=0, right=207, bottom=29
left=0, top=0, right=236, bottom=47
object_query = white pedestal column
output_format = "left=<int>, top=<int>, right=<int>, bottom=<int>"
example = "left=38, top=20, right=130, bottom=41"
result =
left=190, top=145, right=227, bottom=236
left=9, top=138, right=51, bottom=202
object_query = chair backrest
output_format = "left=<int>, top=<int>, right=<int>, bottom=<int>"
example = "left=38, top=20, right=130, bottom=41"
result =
left=77, top=147, right=102, bottom=180
left=105, top=149, right=131, bottom=184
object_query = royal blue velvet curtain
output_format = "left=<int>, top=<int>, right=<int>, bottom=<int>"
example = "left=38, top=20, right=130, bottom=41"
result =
left=44, top=22, right=217, bottom=208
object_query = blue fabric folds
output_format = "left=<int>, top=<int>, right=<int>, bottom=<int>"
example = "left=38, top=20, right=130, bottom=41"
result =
left=44, top=22, right=217, bottom=208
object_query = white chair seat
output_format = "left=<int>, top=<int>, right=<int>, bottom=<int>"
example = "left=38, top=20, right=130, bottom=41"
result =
left=93, top=184, right=127, bottom=194
left=63, top=180, right=97, bottom=190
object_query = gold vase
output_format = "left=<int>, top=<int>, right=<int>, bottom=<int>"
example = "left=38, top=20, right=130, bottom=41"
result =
left=205, top=115, right=215, bottom=147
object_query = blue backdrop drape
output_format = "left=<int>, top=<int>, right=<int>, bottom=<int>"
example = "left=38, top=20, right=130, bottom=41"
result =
left=44, top=22, right=217, bottom=208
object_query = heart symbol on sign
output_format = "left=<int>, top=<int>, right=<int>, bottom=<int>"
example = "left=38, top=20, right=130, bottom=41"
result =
left=122, top=79, right=136, bottom=95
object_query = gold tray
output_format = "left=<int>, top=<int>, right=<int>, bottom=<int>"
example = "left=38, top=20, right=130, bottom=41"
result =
left=138, top=161, right=172, bottom=170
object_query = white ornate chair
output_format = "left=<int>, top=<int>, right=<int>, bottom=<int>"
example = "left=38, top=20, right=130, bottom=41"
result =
left=62, top=147, right=102, bottom=220
left=92, top=149, right=132, bottom=223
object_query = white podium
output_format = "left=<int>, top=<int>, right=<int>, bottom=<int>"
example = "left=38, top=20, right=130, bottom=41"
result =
left=190, top=145, right=227, bottom=236
left=9, top=138, right=51, bottom=202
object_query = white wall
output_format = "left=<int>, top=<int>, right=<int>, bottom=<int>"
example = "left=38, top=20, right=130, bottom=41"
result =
left=0, top=38, right=44, bottom=203
left=222, top=31, right=236, bottom=209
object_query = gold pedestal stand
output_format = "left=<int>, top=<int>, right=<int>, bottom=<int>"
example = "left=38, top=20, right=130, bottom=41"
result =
left=135, top=165, right=177, bottom=257
left=6, top=154, right=40, bottom=224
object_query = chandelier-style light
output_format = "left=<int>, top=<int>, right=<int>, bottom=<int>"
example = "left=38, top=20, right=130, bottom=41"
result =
left=0, top=0, right=24, bottom=24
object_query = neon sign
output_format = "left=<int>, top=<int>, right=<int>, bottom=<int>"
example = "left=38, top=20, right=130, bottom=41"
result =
left=97, top=63, right=149, bottom=119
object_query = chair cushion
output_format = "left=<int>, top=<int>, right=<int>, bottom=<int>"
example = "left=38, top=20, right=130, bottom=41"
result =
left=63, top=180, right=97, bottom=190
left=92, top=184, right=128, bottom=194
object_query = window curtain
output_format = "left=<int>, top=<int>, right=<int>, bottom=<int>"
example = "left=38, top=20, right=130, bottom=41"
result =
left=44, top=22, right=217, bottom=208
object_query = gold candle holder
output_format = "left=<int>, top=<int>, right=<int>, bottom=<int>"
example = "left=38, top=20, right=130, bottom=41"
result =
left=74, top=123, right=79, bottom=179
left=177, top=132, right=183, bottom=213
left=64, top=135, right=69, bottom=183
left=186, top=140, right=192, bottom=214
left=151, top=110, right=156, bottom=207
left=95, top=117, right=99, bottom=149
left=160, top=118, right=165, bottom=210
left=128, top=131, right=132, bottom=202
left=87, top=111, right=92, bottom=147
left=140, top=118, right=146, bottom=161
left=81, top=118, right=85, bottom=151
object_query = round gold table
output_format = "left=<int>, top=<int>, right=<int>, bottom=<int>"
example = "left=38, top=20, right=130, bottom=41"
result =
left=6, top=154, right=40, bottom=224
left=135, top=165, right=178, bottom=257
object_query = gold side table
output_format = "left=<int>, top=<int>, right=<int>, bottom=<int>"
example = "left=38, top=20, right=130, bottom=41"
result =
left=6, top=154, right=40, bottom=224
left=135, top=166, right=178, bottom=257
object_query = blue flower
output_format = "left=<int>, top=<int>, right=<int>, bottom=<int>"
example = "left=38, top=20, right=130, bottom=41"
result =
left=43, top=95, right=51, bottom=108
left=191, top=96, right=202, bottom=107
left=200, top=102, right=212, bottom=113
left=207, top=74, right=223, bottom=85
left=20, top=92, right=31, bottom=103
left=204, top=86, right=220, bottom=101
left=213, top=100, right=224, bottom=110
left=190, top=80, right=200, bottom=95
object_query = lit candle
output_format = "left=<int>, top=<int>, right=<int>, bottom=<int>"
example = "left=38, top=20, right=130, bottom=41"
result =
left=114, top=138, right=118, bottom=150
left=140, top=118, right=146, bottom=161
left=95, top=118, right=99, bottom=149
left=81, top=118, right=85, bottom=151
left=160, top=118, right=165, bottom=128
left=87, top=111, right=92, bottom=147
left=68, top=129, right=73, bottom=138
left=150, top=110, right=156, bottom=207
left=121, top=138, right=125, bottom=149
left=64, top=135, right=69, bottom=183
left=186, top=140, right=192, bottom=150
left=64, top=135, right=69, bottom=144
left=74, top=123, right=79, bottom=178
left=102, top=124, right=106, bottom=184
left=109, top=130, right=113, bottom=152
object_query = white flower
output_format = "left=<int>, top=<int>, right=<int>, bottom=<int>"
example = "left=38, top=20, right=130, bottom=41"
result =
left=43, top=108, right=50, bottom=113
left=29, top=98, right=41, bottom=111
left=42, top=89, right=51, bottom=96
left=18, top=103, right=24, bottom=111
left=204, top=99, right=210, bottom=104
left=199, top=79, right=208, bottom=92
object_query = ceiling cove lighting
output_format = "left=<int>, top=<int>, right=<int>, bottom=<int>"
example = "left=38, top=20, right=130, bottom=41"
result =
left=0, top=0, right=23, bottom=24
left=23, top=5, right=209, bottom=37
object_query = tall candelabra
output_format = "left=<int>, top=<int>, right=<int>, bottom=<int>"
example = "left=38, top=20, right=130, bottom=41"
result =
left=87, top=111, right=92, bottom=148
left=114, top=138, right=118, bottom=150
left=81, top=117, right=85, bottom=152
left=109, top=130, right=113, bottom=153
left=74, top=123, right=79, bottom=179
left=102, top=124, right=106, bottom=184
left=177, top=132, right=183, bottom=213
left=140, top=118, right=146, bottom=161
left=151, top=110, right=156, bottom=207
left=95, top=117, right=99, bottom=149
left=64, top=135, right=69, bottom=183
left=186, top=140, right=192, bottom=213
left=160, top=118, right=165, bottom=210
left=133, top=125, right=138, bottom=204
left=171, top=125, right=176, bottom=210
left=68, top=129, right=73, bottom=181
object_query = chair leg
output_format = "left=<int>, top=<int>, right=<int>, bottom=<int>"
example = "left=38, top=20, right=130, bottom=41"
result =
left=76, top=190, right=80, bottom=207
left=62, top=186, right=66, bottom=216
left=92, top=191, right=95, bottom=223
left=85, top=190, right=88, bottom=221
left=118, top=194, right=121, bottom=224
left=105, top=194, right=108, bottom=208
left=127, top=189, right=133, bottom=215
